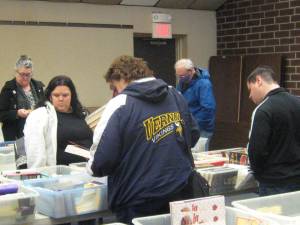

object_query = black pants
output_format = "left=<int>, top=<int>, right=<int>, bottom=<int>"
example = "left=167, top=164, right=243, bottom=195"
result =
left=259, top=182, right=300, bottom=196
left=115, top=183, right=193, bottom=224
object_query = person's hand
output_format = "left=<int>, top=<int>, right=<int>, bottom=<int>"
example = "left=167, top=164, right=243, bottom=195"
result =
left=17, top=109, right=31, bottom=118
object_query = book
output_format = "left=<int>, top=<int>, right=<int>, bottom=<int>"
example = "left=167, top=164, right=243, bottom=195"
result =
left=65, top=145, right=90, bottom=159
left=170, top=195, right=225, bottom=225
left=228, top=151, right=248, bottom=165
left=85, top=105, right=106, bottom=130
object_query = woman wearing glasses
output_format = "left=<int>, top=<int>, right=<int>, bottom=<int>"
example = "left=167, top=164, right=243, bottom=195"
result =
left=0, top=55, right=44, bottom=141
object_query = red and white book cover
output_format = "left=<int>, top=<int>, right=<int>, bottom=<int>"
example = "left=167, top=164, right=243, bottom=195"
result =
left=170, top=195, right=225, bottom=225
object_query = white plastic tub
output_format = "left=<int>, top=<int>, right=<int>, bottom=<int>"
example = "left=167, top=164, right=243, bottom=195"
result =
left=233, top=190, right=300, bottom=224
left=132, top=207, right=279, bottom=225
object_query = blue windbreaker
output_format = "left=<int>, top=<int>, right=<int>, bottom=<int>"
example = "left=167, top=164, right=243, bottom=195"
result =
left=177, top=68, right=216, bottom=133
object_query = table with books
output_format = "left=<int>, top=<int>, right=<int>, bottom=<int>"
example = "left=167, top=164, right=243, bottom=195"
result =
left=0, top=164, right=110, bottom=225
left=193, top=148, right=259, bottom=205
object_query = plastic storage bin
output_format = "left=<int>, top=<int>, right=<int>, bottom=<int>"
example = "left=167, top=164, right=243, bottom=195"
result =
left=132, top=206, right=279, bottom=225
left=0, top=141, right=15, bottom=148
left=233, top=191, right=300, bottom=225
left=0, top=144, right=16, bottom=171
left=24, top=174, right=108, bottom=218
left=105, top=224, right=126, bottom=225
left=36, top=165, right=86, bottom=177
left=2, top=165, right=86, bottom=181
left=0, top=180, right=39, bottom=225
left=69, top=162, right=88, bottom=171
left=2, top=169, right=48, bottom=181
left=226, top=164, right=258, bottom=191
left=197, top=166, right=238, bottom=194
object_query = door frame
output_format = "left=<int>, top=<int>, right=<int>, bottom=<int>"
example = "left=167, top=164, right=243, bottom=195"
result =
left=133, top=33, right=187, bottom=84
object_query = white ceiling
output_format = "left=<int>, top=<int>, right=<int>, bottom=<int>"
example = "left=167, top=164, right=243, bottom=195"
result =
left=21, top=0, right=226, bottom=10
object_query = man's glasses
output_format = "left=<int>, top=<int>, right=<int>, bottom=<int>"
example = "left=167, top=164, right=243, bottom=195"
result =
left=17, top=72, right=32, bottom=79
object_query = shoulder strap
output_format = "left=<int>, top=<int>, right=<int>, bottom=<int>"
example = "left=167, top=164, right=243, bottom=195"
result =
left=168, top=87, right=195, bottom=168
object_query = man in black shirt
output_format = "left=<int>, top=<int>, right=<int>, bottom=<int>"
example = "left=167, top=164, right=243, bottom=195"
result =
left=247, top=66, right=300, bottom=196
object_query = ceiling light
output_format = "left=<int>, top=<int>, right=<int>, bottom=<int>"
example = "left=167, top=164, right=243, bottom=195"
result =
left=120, top=0, right=159, bottom=7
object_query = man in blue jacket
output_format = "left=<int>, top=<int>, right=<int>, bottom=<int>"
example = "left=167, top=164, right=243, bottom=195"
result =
left=88, top=55, right=200, bottom=224
left=175, top=58, right=216, bottom=152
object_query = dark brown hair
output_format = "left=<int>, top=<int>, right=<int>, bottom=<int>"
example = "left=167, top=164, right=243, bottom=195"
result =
left=247, top=65, right=276, bottom=84
left=44, top=75, right=86, bottom=118
left=104, top=55, right=153, bottom=82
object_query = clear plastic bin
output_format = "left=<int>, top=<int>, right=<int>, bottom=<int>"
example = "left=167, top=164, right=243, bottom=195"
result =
left=36, top=165, right=87, bottom=177
left=0, top=145, right=16, bottom=171
left=69, top=162, right=88, bottom=171
left=226, top=164, right=258, bottom=191
left=233, top=191, right=300, bottom=224
left=0, top=141, right=15, bottom=148
left=105, top=224, right=126, bottom=225
left=2, top=169, right=47, bottom=181
left=197, top=166, right=238, bottom=194
left=132, top=206, right=279, bottom=225
left=23, top=174, right=108, bottom=218
left=2, top=165, right=86, bottom=181
left=0, top=179, right=39, bottom=225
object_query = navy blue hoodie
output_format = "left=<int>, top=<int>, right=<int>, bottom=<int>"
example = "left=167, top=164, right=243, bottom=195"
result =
left=91, top=78, right=199, bottom=211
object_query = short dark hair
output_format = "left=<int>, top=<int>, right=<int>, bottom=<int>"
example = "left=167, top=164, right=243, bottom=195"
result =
left=247, top=66, right=276, bottom=84
left=104, top=55, right=153, bottom=83
left=44, top=75, right=86, bottom=118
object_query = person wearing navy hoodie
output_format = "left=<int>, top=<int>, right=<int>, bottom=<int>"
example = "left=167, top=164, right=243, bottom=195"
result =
left=87, top=55, right=200, bottom=224
left=175, top=58, right=216, bottom=152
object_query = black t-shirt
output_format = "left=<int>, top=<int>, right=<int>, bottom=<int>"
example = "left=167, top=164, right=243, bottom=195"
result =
left=56, top=111, right=93, bottom=165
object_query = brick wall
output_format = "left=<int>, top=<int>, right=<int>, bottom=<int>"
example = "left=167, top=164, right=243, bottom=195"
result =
left=216, top=0, right=300, bottom=95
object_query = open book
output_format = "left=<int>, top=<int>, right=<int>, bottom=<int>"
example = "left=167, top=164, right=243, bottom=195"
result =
left=65, top=145, right=90, bottom=159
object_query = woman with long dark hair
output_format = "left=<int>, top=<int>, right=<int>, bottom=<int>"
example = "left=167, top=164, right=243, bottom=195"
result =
left=24, top=75, right=92, bottom=168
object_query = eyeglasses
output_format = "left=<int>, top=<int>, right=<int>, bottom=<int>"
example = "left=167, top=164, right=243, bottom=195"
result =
left=17, top=72, right=32, bottom=79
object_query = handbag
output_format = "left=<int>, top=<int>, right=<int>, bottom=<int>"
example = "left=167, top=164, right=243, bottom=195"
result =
left=187, top=170, right=209, bottom=198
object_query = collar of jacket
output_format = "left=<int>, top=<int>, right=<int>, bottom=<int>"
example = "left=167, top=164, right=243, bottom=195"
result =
left=189, top=71, right=201, bottom=87
left=5, top=78, right=44, bottom=89
left=265, top=87, right=287, bottom=99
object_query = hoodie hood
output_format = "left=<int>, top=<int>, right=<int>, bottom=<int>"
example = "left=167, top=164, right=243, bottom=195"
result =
left=122, top=78, right=169, bottom=103
left=195, top=67, right=210, bottom=79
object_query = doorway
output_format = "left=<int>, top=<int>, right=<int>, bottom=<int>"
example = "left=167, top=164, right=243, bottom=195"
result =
left=134, top=36, right=176, bottom=86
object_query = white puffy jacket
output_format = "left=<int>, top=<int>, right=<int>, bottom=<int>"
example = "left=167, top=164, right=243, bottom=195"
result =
left=23, top=102, right=57, bottom=168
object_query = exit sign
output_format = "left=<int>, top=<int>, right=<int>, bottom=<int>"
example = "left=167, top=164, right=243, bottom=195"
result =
left=152, top=23, right=172, bottom=39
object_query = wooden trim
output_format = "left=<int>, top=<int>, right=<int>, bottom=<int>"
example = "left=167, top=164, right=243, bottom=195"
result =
left=237, top=56, right=243, bottom=123
left=0, top=20, right=133, bottom=29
